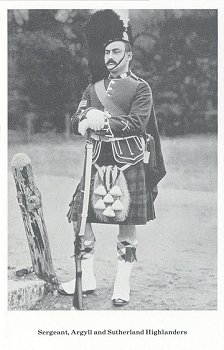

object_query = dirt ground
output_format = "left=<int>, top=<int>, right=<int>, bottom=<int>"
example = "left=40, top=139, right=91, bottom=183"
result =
left=8, top=133, right=217, bottom=310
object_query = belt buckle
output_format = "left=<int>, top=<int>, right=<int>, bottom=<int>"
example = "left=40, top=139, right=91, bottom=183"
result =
left=102, top=135, right=110, bottom=142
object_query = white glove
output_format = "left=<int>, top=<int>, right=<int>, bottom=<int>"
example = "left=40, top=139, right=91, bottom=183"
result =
left=86, top=109, right=105, bottom=131
left=104, top=110, right=112, bottom=119
left=78, top=119, right=89, bottom=136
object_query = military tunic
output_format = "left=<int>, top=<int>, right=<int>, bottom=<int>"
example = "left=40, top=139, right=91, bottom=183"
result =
left=68, top=72, right=166, bottom=225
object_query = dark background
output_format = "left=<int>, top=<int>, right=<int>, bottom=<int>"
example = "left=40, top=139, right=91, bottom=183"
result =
left=8, top=9, right=217, bottom=137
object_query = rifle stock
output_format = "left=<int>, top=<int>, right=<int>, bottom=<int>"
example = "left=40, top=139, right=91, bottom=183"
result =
left=73, top=236, right=84, bottom=309
left=73, top=133, right=93, bottom=309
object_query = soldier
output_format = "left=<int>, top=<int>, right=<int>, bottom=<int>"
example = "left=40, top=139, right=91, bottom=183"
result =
left=58, top=10, right=166, bottom=307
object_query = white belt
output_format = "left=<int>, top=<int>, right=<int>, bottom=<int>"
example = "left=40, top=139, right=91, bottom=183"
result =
left=91, top=132, right=144, bottom=144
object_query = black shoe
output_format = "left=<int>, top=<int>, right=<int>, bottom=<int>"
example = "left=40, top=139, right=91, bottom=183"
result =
left=112, top=298, right=128, bottom=307
left=57, top=285, right=94, bottom=296
left=83, top=290, right=94, bottom=296
left=57, top=285, right=73, bottom=296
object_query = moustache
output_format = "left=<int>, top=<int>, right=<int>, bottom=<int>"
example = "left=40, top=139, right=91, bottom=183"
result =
left=106, top=59, right=117, bottom=65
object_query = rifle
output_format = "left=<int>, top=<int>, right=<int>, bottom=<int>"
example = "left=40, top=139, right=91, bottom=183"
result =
left=73, top=132, right=93, bottom=309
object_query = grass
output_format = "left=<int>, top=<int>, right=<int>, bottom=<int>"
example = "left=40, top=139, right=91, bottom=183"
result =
left=8, top=131, right=217, bottom=310
left=8, top=131, right=217, bottom=192
left=161, top=133, right=217, bottom=192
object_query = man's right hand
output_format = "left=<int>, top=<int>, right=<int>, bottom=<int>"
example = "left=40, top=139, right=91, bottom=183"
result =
left=86, top=109, right=105, bottom=131
left=78, top=119, right=89, bottom=136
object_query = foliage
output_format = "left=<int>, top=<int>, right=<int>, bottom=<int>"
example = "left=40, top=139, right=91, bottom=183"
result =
left=8, top=9, right=217, bottom=135
left=8, top=9, right=89, bottom=132
left=131, top=10, right=217, bottom=135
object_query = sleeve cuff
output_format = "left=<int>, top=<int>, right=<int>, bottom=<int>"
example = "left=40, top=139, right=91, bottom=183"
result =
left=100, top=117, right=114, bottom=137
left=79, top=107, right=96, bottom=122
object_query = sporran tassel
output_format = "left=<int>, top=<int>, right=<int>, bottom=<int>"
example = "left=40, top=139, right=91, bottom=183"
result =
left=103, top=193, right=114, bottom=204
left=103, top=205, right=115, bottom=217
left=94, top=198, right=106, bottom=210
left=94, top=184, right=107, bottom=196
left=109, top=185, right=122, bottom=197
left=112, top=199, right=124, bottom=211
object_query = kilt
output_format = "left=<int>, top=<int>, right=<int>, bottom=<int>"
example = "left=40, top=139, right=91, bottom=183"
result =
left=67, top=143, right=156, bottom=225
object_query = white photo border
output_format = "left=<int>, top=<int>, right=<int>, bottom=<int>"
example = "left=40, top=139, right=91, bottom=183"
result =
left=1, top=1, right=223, bottom=350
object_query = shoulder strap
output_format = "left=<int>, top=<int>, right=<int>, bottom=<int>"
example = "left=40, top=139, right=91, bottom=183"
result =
left=94, top=80, right=107, bottom=107
left=94, top=80, right=126, bottom=116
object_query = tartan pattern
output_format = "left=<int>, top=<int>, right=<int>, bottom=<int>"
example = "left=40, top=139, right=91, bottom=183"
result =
left=117, top=240, right=138, bottom=262
left=67, top=143, right=156, bottom=225
left=123, top=161, right=148, bottom=225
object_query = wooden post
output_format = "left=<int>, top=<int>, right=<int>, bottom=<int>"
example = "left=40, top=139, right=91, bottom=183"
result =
left=11, top=153, right=58, bottom=286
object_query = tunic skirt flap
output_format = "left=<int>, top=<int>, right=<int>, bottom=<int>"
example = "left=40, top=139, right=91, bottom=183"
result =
left=111, top=136, right=144, bottom=165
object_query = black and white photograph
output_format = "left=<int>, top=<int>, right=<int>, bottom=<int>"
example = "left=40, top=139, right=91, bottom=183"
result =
left=1, top=1, right=223, bottom=349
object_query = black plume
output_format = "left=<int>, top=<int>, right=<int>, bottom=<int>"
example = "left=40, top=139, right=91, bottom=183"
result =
left=86, top=10, right=126, bottom=48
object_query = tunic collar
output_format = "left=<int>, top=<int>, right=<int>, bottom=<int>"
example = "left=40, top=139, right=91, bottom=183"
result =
left=108, top=71, right=130, bottom=80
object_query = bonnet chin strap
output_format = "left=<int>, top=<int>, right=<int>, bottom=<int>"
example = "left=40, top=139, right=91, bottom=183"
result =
left=106, top=50, right=126, bottom=70
left=94, top=80, right=107, bottom=108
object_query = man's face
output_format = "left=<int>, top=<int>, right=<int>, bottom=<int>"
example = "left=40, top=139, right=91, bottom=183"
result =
left=104, top=41, right=130, bottom=73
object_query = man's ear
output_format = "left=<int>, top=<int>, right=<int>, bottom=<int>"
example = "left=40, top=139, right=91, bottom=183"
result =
left=127, top=52, right=133, bottom=61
